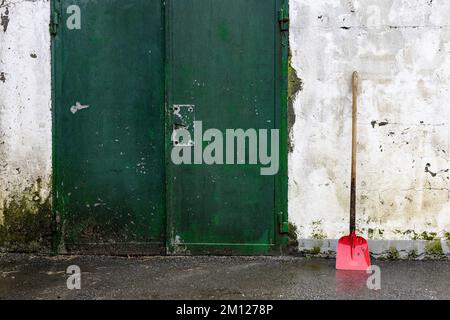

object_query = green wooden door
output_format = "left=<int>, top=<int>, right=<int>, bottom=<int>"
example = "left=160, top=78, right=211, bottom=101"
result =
left=165, top=0, right=288, bottom=255
left=52, top=0, right=166, bottom=254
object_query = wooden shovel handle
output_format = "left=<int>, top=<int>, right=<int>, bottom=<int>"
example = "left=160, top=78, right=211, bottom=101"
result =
left=350, top=71, right=358, bottom=233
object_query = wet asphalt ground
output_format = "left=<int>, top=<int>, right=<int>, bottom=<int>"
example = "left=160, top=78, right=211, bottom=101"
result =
left=0, top=254, right=448, bottom=300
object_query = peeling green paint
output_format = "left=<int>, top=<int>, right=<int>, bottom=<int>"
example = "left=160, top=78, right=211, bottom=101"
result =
left=0, top=178, right=52, bottom=252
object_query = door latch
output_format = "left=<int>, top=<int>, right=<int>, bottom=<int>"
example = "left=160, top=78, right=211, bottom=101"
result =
left=172, top=104, right=195, bottom=147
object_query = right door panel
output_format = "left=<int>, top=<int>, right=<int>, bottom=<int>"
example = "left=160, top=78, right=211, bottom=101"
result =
left=166, top=0, right=286, bottom=254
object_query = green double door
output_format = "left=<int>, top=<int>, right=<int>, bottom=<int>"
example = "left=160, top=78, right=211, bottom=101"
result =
left=53, top=0, right=288, bottom=255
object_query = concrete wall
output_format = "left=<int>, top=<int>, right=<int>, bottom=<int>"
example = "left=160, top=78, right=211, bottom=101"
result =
left=0, top=0, right=448, bottom=257
left=289, top=0, right=450, bottom=257
left=0, top=0, right=52, bottom=250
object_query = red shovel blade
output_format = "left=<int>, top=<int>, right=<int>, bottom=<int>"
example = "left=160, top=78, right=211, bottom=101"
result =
left=336, top=231, right=371, bottom=271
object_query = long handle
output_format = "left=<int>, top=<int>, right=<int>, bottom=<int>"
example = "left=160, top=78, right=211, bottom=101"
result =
left=350, top=71, right=358, bottom=234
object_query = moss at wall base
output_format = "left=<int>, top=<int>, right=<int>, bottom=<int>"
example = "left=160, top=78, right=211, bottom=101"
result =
left=297, top=238, right=449, bottom=260
left=0, top=178, right=52, bottom=252
left=425, top=240, right=445, bottom=259
left=285, top=222, right=300, bottom=255
left=386, top=247, right=400, bottom=260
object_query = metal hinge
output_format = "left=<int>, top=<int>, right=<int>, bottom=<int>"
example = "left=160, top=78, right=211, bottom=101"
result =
left=50, top=11, right=59, bottom=36
left=278, top=212, right=289, bottom=234
left=278, top=8, right=289, bottom=32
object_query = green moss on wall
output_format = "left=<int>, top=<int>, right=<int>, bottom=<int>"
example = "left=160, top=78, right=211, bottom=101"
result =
left=288, top=222, right=298, bottom=245
left=303, top=246, right=321, bottom=256
left=311, top=220, right=326, bottom=240
left=311, top=231, right=326, bottom=240
left=401, top=229, right=418, bottom=240
left=444, top=232, right=450, bottom=242
left=288, top=50, right=303, bottom=100
left=407, top=249, right=418, bottom=260
left=425, top=240, right=444, bottom=259
left=286, top=222, right=299, bottom=254
left=0, top=178, right=52, bottom=252
left=311, top=246, right=321, bottom=255
left=287, top=49, right=303, bottom=153
left=386, top=246, right=400, bottom=260
left=417, top=232, right=438, bottom=241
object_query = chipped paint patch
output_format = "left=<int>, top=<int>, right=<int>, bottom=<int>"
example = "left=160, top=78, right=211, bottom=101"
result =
left=70, top=101, right=90, bottom=114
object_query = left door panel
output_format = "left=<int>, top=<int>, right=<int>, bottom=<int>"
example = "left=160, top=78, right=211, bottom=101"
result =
left=52, top=0, right=166, bottom=254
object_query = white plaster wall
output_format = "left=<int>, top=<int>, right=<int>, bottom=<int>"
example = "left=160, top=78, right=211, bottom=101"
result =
left=0, top=0, right=51, bottom=221
left=289, top=0, right=450, bottom=241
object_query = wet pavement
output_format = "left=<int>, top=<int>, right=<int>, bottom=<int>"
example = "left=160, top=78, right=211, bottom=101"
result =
left=0, top=254, right=449, bottom=300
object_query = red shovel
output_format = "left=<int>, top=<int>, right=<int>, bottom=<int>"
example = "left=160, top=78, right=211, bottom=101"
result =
left=336, top=71, right=371, bottom=271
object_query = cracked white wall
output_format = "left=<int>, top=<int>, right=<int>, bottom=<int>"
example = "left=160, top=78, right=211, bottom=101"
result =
left=289, top=0, right=450, bottom=241
left=0, top=0, right=51, bottom=222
